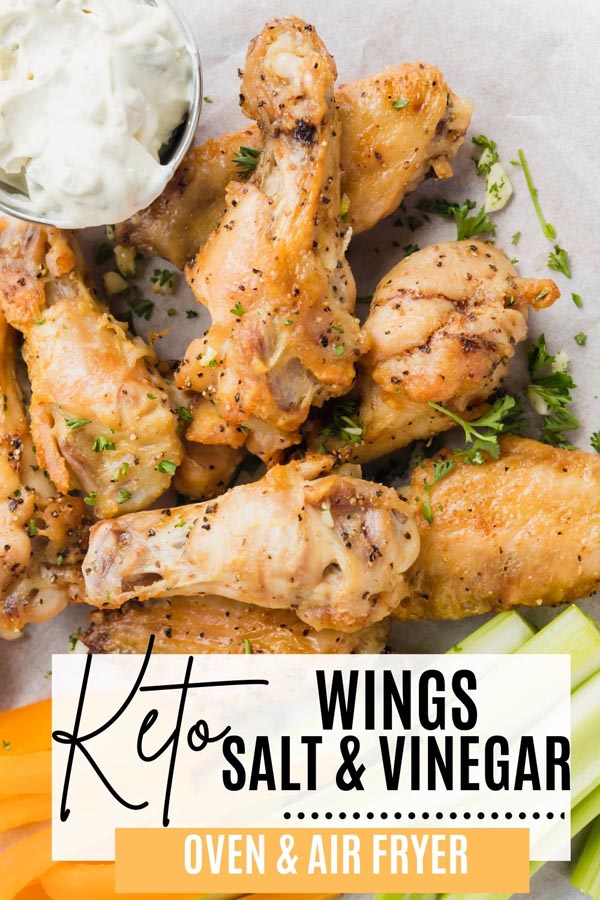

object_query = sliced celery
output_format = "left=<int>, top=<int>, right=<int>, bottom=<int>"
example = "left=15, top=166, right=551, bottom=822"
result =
left=447, top=612, right=536, bottom=655
left=516, top=605, right=600, bottom=690
left=572, top=669, right=600, bottom=806
left=375, top=894, right=438, bottom=900
left=571, top=816, right=600, bottom=899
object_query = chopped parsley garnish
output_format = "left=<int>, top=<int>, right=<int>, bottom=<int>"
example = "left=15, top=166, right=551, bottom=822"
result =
left=471, top=134, right=513, bottom=212
left=429, top=395, right=523, bottom=463
left=548, top=244, right=571, bottom=278
left=65, top=416, right=91, bottom=430
left=151, top=268, right=175, bottom=294
left=117, top=489, right=131, bottom=504
left=284, top=318, right=293, bottom=326
left=156, top=459, right=177, bottom=475
left=147, top=393, right=156, bottom=400
left=129, top=287, right=154, bottom=321
left=403, top=243, right=420, bottom=257
left=511, top=231, right=521, bottom=245
left=186, top=309, right=199, bottom=318
left=357, top=295, right=373, bottom=304
left=83, top=491, right=98, bottom=507
left=167, top=308, right=176, bottom=317
left=417, top=198, right=496, bottom=241
left=92, top=435, right=116, bottom=452
left=334, top=343, right=345, bottom=356
left=422, top=459, right=456, bottom=524
left=27, top=519, right=38, bottom=537
left=575, top=332, right=587, bottom=346
left=230, top=301, right=246, bottom=317
left=233, top=145, right=260, bottom=178
left=514, top=149, right=556, bottom=239
left=55, top=553, right=65, bottom=566
left=392, top=97, right=410, bottom=109
left=203, top=96, right=213, bottom=103
left=111, top=462, right=129, bottom=483
left=94, top=243, right=113, bottom=265
left=319, top=399, right=363, bottom=450
left=242, top=638, right=253, bottom=654
left=2, top=740, right=11, bottom=751
left=572, top=293, right=583, bottom=309
left=591, top=432, right=600, bottom=454
left=68, top=628, right=83, bottom=651
left=471, top=135, right=499, bottom=175
left=175, top=406, right=193, bottom=422
left=527, top=334, right=579, bottom=448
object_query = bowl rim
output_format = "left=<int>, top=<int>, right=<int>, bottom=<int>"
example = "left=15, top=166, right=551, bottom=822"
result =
left=0, top=0, right=202, bottom=230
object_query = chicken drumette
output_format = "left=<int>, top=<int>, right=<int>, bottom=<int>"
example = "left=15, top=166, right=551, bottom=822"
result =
left=402, top=436, right=600, bottom=620
left=176, top=17, right=364, bottom=462
left=0, top=217, right=182, bottom=518
left=317, top=241, right=558, bottom=461
left=116, top=64, right=472, bottom=269
left=82, top=456, right=420, bottom=633
left=82, top=596, right=390, bottom=655
left=0, top=309, right=89, bottom=638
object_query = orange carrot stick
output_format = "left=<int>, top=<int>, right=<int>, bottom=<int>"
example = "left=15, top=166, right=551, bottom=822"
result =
left=0, top=700, right=52, bottom=754
left=0, top=794, right=51, bottom=832
left=41, top=861, right=223, bottom=900
left=0, top=825, right=53, bottom=900
left=0, top=750, right=51, bottom=798
left=242, top=895, right=340, bottom=900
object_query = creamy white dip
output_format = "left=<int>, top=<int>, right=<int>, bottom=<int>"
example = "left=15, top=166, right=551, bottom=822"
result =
left=0, top=0, right=194, bottom=227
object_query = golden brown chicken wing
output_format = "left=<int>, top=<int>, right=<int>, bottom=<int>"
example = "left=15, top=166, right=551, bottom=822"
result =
left=317, top=241, right=558, bottom=462
left=0, top=217, right=183, bottom=518
left=401, top=436, right=600, bottom=620
left=116, top=64, right=472, bottom=268
left=0, top=309, right=89, bottom=638
left=176, top=17, right=363, bottom=461
left=82, top=456, right=420, bottom=633
left=82, top=595, right=390, bottom=655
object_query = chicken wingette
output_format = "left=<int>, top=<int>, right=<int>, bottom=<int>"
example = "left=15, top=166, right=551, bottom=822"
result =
left=0, top=217, right=182, bottom=518
left=176, top=17, right=363, bottom=462
left=82, top=457, right=420, bottom=633
left=82, top=596, right=390, bottom=654
left=401, top=436, right=600, bottom=620
left=116, top=64, right=472, bottom=269
left=317, top=241, right=559, bottom=461
left=0, top=309, right=89, bottom=639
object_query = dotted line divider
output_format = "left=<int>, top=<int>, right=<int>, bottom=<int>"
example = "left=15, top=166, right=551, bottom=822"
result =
left=283, top=811, right=565, bottom=821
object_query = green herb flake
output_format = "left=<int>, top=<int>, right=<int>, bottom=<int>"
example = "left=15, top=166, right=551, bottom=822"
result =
left=117, top=489, right=132, bottom=504
left=591, top=432, right=600, bottom=454
left=334, top=343, right=345, bottom=356
left=92, top=435, right=116, bottom=453
left=242, top=638, right=253, bottom=654
left=417, top=198, right=496, bottom=241
left=319, top=399, right=363, bottom=450
left=186, top=309, right=199, bottom=319
left=94, top=243, right=113, bottom=265
left=156, top=459, right=177, bottom=476
left=392, top=98, right=409, bottom=109
left=111, top=462, right=129, bottom=483
left=233, top=145, right=260, bottom=178
left=175, top=407, right=193, bottom=422
left=422, top=459, right=456, bottom=524
left=230, top=301, right=246, bottom=317
left=27, top=519, right=38, bottom=537
left=511, top=231, right=521, bottom=245
left=151, top=268, right=175, bottom=294
left=147, top=393, right=157, bottom=400
left=575, top=332, right=587, bottom=346
left=83, top=491, right=98, bottom=507
left=548, top=244, right=571, bottom=278
left=65, top=416, right=91, bottom=430
left=572, top=292, right=583, bottom=309
left=68, top=627, right=83, bottom=651
left=2, top=740, right=10, bottom=751
left=429, top=395, right=524, bottom=463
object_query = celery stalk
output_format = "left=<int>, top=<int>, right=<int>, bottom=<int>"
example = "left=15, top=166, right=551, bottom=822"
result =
left=375, top=894, right=438, bottom=900
left=571, top=816, right=600, bottom=899
left=516, top=605, right=600, bottom=690
left=447, top=612, right=536, bottom=655
left=572, top=669, right=600, bottom=806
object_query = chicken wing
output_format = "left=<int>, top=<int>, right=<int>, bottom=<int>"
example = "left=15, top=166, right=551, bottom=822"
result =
left=0, top=309, right=89, bottom=638
left=116, top=65, right=472, bottom=269
left=176, top=17, right=363, bottom=461
left=401, top=436, right=600, bottom=620
left=82, top=596, right=390, bottom=654
left=82, top=456, right=420, bottom=633
left=0, top=217, right=183, bottom=518
left=317, top=241, right=558, bottom=461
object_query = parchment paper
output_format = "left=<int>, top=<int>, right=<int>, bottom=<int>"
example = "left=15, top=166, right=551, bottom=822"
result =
left=1, top=0, right=599, bottom=895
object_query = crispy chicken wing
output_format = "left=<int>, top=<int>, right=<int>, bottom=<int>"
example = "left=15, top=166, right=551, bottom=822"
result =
left=0, top=309, right=89, bottom=638
left=82, top=596, right=390, bottom=654
left=0, top=217, right=182, bottom=518
left=318, top=241, right=558, bottom=461
left=116, top=65, right=471, bottom=268
left=176, top=17, right=363, bottom=461
left=401, top=436, right=600, bottom=620
left=82, top=457, right=420, bottom=633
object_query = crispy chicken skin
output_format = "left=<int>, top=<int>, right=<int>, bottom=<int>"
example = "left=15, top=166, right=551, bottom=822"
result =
left=320, top=241, right=558, bottom=462
left=83, top=457, right=420, bottom=633
left=82, top=596, right=390, bottom=654
left=0, top=309, right=89, bottom=639
left=116, top=64, right=472, bottom=269
left=176, top=17, right=363, bottom=461
left=401, top=436, right=600, bottom=620
left=0, top=217, right=182, bottom=518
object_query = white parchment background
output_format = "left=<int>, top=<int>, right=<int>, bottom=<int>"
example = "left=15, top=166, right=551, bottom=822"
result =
left=1, top=0, right=600, bottom=896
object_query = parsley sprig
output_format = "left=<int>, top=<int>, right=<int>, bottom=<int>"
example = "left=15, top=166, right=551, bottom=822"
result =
left=417, top=198, right=496, bottom=241
left=526, top=334, right=579, bottom=448
left=422, top=459, right=456, bottom=524
left=548, top=244, right=571, bottom=278
left=513, top=149, right=556, bottom=239
left=319, top=400, right=363, bottom=451
left=429, top=395, right=523, bottom=464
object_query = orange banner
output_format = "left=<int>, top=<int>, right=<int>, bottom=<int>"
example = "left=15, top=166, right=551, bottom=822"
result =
left=115, top=827, right=529, bottom=894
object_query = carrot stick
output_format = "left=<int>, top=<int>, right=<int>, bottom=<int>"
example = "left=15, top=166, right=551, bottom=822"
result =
left=41, top=861, right=220, bottom=900
left=0, top=700, right=52, bottom=754
left=242, top=895, right=340, bottom=900
left=0, top=750, right=51, bottom=798
left=0, top=825, right=53, bottom=900
left=0, top=794, right=51, bottom=832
